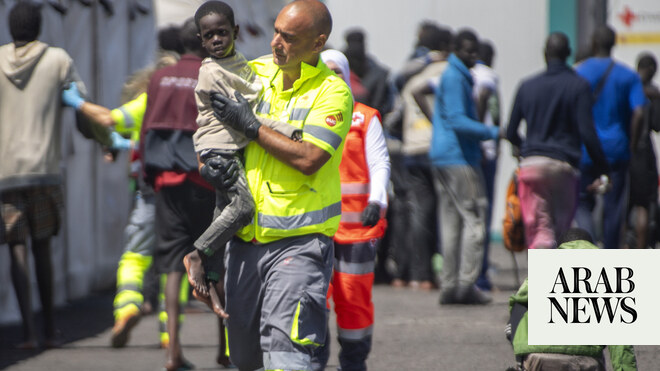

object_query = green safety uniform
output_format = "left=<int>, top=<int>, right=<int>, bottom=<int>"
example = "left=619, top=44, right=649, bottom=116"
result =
left=224, top=56, right=353, bottom=371
left=110, top=93, right=188, bottom=347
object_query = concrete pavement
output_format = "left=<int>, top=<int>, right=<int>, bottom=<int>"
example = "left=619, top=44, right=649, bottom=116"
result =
left=1, top=244, right=659, bottom=370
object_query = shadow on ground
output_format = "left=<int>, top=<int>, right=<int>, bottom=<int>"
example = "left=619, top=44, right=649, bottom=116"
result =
left=0, top=290, right=115, bottom=370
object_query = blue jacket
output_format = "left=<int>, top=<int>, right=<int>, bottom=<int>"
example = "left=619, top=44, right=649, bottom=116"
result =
left=429, top=53, right=499, bottom=168
left=576, top=57, right=646, bottom=166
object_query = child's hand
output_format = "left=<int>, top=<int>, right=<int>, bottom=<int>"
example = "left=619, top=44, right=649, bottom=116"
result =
left=200, top=156, right=239, bottom=190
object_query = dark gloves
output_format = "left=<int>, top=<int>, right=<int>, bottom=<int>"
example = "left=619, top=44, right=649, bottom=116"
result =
left=211, top=91, right=261, bottom=139
left=361, top=202, right=381, bottom=227
left=200, top=156, right=239, bottom=190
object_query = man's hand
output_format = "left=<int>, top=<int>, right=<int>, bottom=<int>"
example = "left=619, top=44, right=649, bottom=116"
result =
left=361, top=202, right=381, bottom=227
left=587, top=174, right=611, bottom=195
left=211, top=91, right=262, bottom=139
left=200, top=156, right=239, bottom=190
left=62, top=82, right=85, bottom=110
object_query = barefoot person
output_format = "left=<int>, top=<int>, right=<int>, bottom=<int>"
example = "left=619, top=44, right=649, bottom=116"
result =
left=183, top=1, right=300, bottom=311
left=140, top=19, right=214, bottom=371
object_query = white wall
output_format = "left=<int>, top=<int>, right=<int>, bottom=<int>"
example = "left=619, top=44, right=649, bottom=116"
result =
left=326, top=0, right=549, bottom=234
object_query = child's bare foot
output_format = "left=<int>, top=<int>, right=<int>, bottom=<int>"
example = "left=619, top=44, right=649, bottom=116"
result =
left=192, top=287, right=213, bottom=308
left=208, top=281, right=229, bottom=319
left=191, top=283, right=229, bottom=319
left=183, top=250, right=208, bottom=296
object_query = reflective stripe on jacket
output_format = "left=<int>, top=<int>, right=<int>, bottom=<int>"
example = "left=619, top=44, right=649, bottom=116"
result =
left=237, top=56, right=353, bottom=243
left=112, top=92, right=147, bottom=142
left=334, top=102, right=387, bottom=244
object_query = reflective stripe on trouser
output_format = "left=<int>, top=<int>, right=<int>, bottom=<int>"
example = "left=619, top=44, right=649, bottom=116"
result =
left=113, top=251, right=152, bottom=321
left=224, top=234, right=333, bottom=371
left=158, top=274, right=189, bottom=344
left=113, top=193, right=156, bottom=321
left=333, top=240, right=377, bottom=371
left=123, top=192, right=156, bottom=256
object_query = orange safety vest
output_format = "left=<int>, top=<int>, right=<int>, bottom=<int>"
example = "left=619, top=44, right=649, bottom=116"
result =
left=334, top=102, right=387, bottom=244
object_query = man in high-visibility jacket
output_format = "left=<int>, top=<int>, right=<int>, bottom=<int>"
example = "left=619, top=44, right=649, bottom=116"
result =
left=207, top=1, right=353, bottom=370
left=316, top=49, right=391, bottom=371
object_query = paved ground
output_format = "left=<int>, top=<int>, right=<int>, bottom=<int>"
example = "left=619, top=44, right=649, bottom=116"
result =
left=1, top=244, right=659, bottom=370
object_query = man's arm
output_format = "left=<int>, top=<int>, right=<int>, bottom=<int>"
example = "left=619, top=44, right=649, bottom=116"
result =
left=505, top=87, right=524, bottom=158
left=443, top=74, right=499, bottom=140
left=411, top=82, right=434, bottom=122
left=254, top=125, right=330, bottom=176
left=629, top=76, right=649, bottom=153
left=212, top=87, right=352, bottom=176
left=476, top=87, right=494, bottom=123
left=629, top=107, right=644, bottom=153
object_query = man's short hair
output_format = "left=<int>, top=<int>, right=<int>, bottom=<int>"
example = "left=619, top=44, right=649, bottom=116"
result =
left=545, top=32, right=571, bottom=61
left=593, top=25, right=616, bottom=51
left=417, top=22, right=453, bottom=52
left=180, top=18, right=202, bottom=53
left=9, top=1, right=42, bottom=43
left=479, top=41, right=495, bottom=65
left=454, top=29, right=478, bottom=51
left=158, top=25, right=185, bottom=54
left=345, top=29, right=365, bottom=44
left=194, top=0, right=235, bottom=31
left=637, top=52, right=657, bottom=70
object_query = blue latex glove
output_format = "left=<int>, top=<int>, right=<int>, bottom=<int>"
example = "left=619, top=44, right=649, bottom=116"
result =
left=61, top=82, right=85, bottom=110
left=110, top=131, right=132, bottom=151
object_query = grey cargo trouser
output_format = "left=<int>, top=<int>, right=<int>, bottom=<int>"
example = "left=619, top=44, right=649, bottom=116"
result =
left=225, top=234, right=333, bottom=371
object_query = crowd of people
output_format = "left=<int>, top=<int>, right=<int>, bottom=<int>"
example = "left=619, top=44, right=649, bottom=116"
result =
left=2, top=0, right=660, bottom=370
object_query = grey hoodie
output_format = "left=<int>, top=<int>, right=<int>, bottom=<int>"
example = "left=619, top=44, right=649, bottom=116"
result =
left=0, top=41, right=81, bottom=190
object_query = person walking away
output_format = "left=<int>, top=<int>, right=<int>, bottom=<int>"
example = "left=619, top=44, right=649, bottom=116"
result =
left=574, top=25, right=646, bottom=249
left=624, top=53, right=660, bottom=249
left=506, top=32, right=611, bottom=250
left=139, top=19, right=214, bottom=371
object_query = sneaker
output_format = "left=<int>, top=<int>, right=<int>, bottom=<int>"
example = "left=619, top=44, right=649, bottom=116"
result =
left=439, top=287, right=457, bottom=305
left=111, top=309, right=141, bottom=348
left=456, top=285, right=492, bottom=305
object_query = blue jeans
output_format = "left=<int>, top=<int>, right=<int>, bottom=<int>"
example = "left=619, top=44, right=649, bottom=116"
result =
left=575, top=163, right=629, bottom=249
